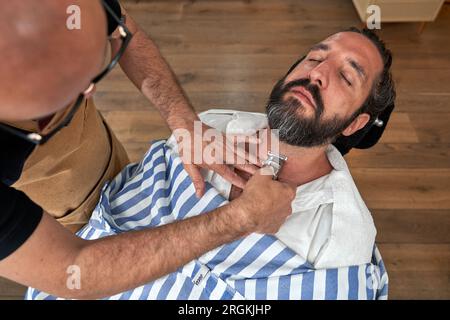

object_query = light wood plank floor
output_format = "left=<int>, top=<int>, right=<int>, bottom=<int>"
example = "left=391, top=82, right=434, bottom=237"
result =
left=2, top=0, right=449, bottom=300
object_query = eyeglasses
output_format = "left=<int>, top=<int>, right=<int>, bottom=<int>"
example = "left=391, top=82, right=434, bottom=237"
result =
left=0, top=0, right=133, bottom=145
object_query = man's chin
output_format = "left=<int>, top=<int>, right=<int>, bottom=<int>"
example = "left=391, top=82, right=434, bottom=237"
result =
left=281, top=97, right=312, bottom=114
left=286, top=102, right=316, bottom=121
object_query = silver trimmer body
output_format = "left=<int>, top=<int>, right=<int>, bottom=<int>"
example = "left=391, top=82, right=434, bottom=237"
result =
left=261, top=151, right=288, bottom=180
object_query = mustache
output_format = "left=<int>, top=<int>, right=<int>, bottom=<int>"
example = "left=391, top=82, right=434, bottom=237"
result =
left=281, top=78, right=324, bottom=117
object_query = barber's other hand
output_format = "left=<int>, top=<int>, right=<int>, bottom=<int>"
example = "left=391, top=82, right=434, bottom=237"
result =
left=176, top=122, right=260, bottom=197
left=231, top=167, right=296, bottom=235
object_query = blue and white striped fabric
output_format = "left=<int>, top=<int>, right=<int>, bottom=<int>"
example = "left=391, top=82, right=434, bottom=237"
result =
left=26, top=140, right=388, bottom=300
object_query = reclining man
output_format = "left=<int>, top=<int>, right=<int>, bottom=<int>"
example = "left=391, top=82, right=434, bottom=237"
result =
left=27, top=27, right=395, bottom=300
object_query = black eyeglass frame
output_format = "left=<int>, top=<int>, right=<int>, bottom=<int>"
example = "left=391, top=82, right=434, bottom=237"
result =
left=0, top=0, right=133, bottom=145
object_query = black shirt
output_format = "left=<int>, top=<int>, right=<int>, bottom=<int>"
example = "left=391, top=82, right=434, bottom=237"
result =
left=0, top=0, right=122, bottom=261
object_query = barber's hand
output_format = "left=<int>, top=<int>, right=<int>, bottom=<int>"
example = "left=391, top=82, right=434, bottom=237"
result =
left=231, top=167, right=296, bottom=234
left=176, top=122, right=261, bottom=197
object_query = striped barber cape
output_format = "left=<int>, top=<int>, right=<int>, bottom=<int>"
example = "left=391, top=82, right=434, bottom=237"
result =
left=26, top=140, right=388, bottom=300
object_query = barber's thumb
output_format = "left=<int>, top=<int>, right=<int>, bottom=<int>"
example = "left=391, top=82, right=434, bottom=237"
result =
left=257, top=166, right=276, bottom=177
left=185, top=165, right=205, bottom=197
left=193, top=178, right=206, bottom=198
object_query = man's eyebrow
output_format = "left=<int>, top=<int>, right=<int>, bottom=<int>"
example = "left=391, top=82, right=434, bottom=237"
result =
left=347, top=58, right=367, bottom=83
left=310, top=43, right=330, bottom=52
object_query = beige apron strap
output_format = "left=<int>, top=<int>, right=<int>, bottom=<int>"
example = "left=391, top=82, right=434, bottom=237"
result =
left=10, top=98, right=129, bottom=233
left=58, top=117, right=130, bottom=233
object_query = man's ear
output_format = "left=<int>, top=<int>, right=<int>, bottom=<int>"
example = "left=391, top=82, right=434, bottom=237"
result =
left=342, top=113, right=370, bottom=136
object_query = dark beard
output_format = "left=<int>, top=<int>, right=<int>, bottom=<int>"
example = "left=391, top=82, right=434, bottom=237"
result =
left=266, top=77, right=357, bottom=147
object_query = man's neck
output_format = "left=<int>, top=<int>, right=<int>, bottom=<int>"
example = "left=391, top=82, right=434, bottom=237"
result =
left=260, top=129, right=334, bottom=187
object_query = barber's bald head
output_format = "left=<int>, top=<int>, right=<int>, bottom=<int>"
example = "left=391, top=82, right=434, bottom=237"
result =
left=0, top=0, right=107, bottom=121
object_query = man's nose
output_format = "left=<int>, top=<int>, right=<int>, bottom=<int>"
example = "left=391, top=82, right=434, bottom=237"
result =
left=308, top=63, right=328, bottom=89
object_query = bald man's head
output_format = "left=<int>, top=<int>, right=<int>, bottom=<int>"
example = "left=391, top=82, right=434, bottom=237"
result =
left=0, top=0, right=107, bottom=121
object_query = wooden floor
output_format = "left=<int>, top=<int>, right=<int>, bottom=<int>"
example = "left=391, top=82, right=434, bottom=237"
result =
left=2, top=0, right=449, bottom=299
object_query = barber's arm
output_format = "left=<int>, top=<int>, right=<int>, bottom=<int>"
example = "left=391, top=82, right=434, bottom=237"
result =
left=0, top=170, right=295, bottom=299
left=114, top=6, right=195, bottom=130
left=113, top=6, right=258, bottom=197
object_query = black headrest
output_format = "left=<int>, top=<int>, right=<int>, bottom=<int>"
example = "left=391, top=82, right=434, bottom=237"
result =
left=332, top=101, right=394, bottom=155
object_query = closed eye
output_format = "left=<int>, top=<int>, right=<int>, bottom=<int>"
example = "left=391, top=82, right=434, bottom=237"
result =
left=340, top=72, right=352, bottom=86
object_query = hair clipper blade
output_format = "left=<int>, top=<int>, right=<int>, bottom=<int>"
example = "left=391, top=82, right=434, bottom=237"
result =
left=261, top=151, right=288, bottom=180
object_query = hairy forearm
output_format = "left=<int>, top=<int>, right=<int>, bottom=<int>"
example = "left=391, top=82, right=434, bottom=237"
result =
left=69, top=201, right=246, bottom=299
left=118, top=12, right=198, bottom=129
left=0, top=171, right=293, bottom=300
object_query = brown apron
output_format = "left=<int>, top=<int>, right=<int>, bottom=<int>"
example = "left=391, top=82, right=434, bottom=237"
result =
left=7, top=98, right=129, bottom=233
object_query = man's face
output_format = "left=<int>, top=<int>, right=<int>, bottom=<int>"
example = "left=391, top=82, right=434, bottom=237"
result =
left=267, top=31, right=383, bottom=147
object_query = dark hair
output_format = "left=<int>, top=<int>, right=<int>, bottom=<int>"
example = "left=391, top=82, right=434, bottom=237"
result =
left=346, top=27, right=396, bottom=121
